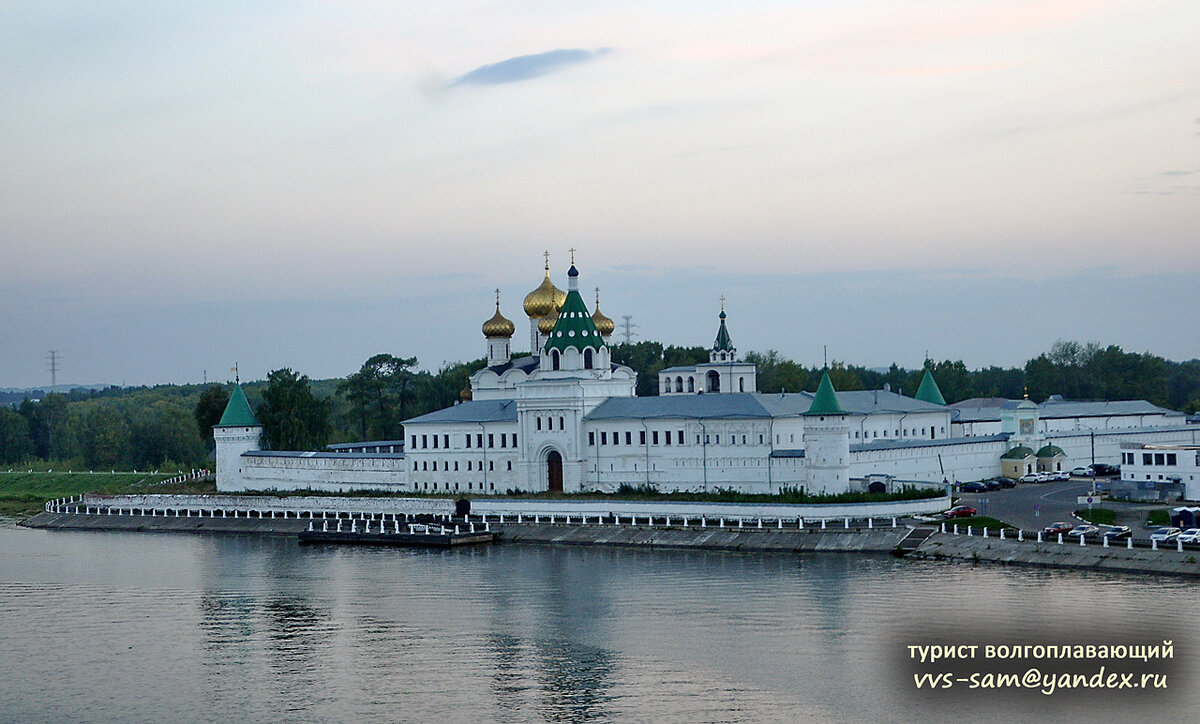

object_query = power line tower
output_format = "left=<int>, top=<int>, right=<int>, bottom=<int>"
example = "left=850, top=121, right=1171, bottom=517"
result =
left=619, top=316, right=638, bottom=345
left=46, top=350, right=60, bottom=388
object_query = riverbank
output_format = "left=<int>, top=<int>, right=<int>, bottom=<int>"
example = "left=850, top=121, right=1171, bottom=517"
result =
left=911, top=531, right=1200, bottom=577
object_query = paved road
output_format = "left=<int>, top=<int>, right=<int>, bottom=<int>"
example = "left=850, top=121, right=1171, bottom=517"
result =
left=956, top=478, right=1103, bottom=532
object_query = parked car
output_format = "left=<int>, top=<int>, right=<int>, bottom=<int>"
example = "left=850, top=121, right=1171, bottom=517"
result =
left=1043, top=522, right=1074, bottom=536
left=1048, top=471, right=1070, bottom=482
left=1092, top=463, right=1120, bottom=476
left=1019, top=473, right=1042, bottom=483
left=983, top=479, right=1003, bottom=491
left=1067, top=524, right=1101, bottom=539
left=1177, top=528, right=1200, bottom=544
left=1149, top=527, right=1181, bottom=543
left=944, top=506, right=977, bottom=519
left=959, top=481, right=987, bottom=493
left=996, top=477, right=1017, bottom=489
left=1102, top=526, right=1131, bottom=541
left=1070, top=466, right=1094, bottom=477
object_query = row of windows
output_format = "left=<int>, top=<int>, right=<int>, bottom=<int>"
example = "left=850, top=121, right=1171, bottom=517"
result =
left=661, top=373, right=746, bottom=393
left=1126, top=451, right=1180, bottom=466
left=412, top=459, right=512, bottom=472
left=853, top=426, right=946, bottom=439
left=587, top=430, right=767, bottom=447
left=535, top=416, right=567, bottom=431
left=410, top=433, right=517, bottom=451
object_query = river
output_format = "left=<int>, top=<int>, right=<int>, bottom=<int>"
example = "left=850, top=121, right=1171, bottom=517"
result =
left=1, top=522, right=1195, bottom=722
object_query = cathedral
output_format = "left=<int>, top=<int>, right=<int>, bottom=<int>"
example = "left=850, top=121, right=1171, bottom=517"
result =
left=214, top=254, right=1194, bottom=496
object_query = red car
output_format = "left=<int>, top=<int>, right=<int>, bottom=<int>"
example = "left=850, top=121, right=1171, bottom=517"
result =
left=944, top=506, right=977, bottom=519
left=1042, top=522, right=1074, bottom=536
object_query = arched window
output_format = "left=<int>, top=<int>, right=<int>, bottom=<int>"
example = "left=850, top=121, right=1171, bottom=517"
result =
left=687, top=377, right=695, bottom=392
left=675, top=376, right=683, bottom=392
left=663, top=379, right=671, bottom=393
left=559, top=416, right=565, bottom=430
left=706, top=370, right=720, bottom=393
left=536, top=417, right=542, bottom=431
left=551, top=349, right=560, bottom=370
left=584, top=348, right=593, bottom=369
left=738, top=377, right=744, bottom=392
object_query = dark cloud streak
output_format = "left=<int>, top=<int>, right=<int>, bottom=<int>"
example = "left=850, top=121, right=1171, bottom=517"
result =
left=449, top=48, right=611, bottom=88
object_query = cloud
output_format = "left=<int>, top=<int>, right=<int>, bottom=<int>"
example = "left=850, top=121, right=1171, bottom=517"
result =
left=449, top=48, right=611, bottom=87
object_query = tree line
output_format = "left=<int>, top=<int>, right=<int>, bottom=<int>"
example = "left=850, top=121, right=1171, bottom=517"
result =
left=2, top=340, right=1196, bottom=466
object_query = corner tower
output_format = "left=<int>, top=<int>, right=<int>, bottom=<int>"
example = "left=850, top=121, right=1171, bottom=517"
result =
left=213, top=381, right=263, bottom=492
left=803, top=370, right=851, bottom=494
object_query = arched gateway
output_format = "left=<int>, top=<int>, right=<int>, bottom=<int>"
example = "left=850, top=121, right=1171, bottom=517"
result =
left=546, top=450, right=563, bottom=493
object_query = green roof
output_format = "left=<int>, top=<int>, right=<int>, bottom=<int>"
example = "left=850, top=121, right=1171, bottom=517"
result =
left=713, top=310, right=734, bottom=352
left=1036, top=444, right=1065, bottom=458
left=1001, top=445, right=1034, bottom=460
left=914, top=368, right=947, bottom=406
left=216, top=383, right=260, bottom=427
left=544, top=287, right=604, bottom=353
left=805, top=370, right=845, bottom=416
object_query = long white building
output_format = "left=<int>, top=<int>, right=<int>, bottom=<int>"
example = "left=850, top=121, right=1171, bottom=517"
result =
left=215, top=256, right=1198, bottom=496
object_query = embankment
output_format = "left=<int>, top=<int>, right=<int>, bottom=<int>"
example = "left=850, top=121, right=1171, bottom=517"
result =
left=912, top=532, right=1200, bottom=577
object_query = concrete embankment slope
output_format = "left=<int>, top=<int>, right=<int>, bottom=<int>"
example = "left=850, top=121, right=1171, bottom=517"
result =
left=496, top=523, right=907, bottom=552
left=913, top=532, right=1200, bottom=577
left=23, top=512, right=909, bottom=553
left=23, top=511, right=308, bottom=536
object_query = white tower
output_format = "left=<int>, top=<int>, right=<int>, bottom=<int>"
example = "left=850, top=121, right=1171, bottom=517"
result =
left=213, top=382, right=263, bottom=492
left=482, top=289, right=515, bottom=368
left=802, top=370, right=851, bottom=494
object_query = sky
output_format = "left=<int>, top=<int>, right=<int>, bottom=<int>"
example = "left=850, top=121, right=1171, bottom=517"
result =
left=2, top=0, right=1198, bottom=389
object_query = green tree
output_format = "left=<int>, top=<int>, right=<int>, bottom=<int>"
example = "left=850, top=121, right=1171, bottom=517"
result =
left=83, top=406, right=130, bottom=468
left=0, top=408, right=33, bottom=464
left=193, top=385, right=231, bottom=450
left=19, top=393, right=69, bottom=460
left=611, top=341, right=666, bottom=396
left=259, top=368, right=332, bottom=451
left=129, top=401, right=205, bottom=469
left=744, top=350, right=808, bottom=393
left=337, top=354, right=419, bottom=440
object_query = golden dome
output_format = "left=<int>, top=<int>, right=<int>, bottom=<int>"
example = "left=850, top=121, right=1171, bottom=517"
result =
left=482, top=291, right=515, bottom=338
left=591, top=288, right=615, bottom=337
left=538, top=306, right=559, bottom=335
left=523, top=253, right=566, bottom=318
left=459, top=385, right=472, bottom=402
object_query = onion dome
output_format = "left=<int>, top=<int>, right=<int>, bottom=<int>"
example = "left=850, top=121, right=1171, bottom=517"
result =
left=459, top=385, right=472, bottom=402
left=591, top=288, right=615, bottom=337
left=538, top=306, right=559, bottom=335
left=523, top=252, right=567, bottom=319
left=481, top=291, right=514, bottom=338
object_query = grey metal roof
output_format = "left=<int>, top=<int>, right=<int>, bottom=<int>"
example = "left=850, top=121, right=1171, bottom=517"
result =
left=659, top=365, right=699, bottom=374
left=584, top=393, right=773, bottom=420
left=326, top=440, right=404, bottom=451
left=245, top=450, right=405, bottom=459
left=952, top=397, right=1181, bottom=422
left=850, top=433, right=1010, bottom=453
left=482, top=355, right=540, bottom=374
left=403, top=399, right=518, bottom=425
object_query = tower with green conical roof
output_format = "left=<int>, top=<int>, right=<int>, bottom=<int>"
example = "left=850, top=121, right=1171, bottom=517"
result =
left=213, top=381, right=263, bottom=492
left=803, top=369, right=851, bottom=494
left=539, top=256, right=611, bottom=374
left=710, top=298, right=736, bottom=363
left=913, top=367, right=947, bottom=406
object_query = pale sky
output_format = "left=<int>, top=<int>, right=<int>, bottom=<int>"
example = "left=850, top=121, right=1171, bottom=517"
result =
left=2, top=1, right=1198, bottom=388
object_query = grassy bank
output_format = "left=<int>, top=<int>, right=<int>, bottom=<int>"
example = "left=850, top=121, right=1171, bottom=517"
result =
left=0, top=471, right=215, bottom=516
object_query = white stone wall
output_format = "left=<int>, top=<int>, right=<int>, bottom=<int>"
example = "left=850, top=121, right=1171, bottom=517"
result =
left=225, top=454, right=410, bottom=493
left=850, top=439, right=1007, bottom=483
left=470, top=495, right=951, bottom=521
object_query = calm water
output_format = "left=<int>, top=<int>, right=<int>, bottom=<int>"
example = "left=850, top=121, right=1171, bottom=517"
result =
left=1, top=522, right=1197, bottom=723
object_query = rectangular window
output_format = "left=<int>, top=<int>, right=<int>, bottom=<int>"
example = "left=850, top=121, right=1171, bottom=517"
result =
left=536, top=417, right=542, bottom=431
left=664, top=431, right=671, bottom=446
left=421, top=435, right=428, bottom=449
left=715, top=435, right=719, bottom=445
left=507, top=461, right=512, bottom=471
left=678, top=430, right=684, bottom=444
left=454, top=461, right=458, bottom=471
left=640, top=430, right=646, bottom=445
left=1155, top=453, right=1165, bottom=465
left=443, top=434, right=449, bottom=449
left=465, top=435, right=471, bottom=449
left=499, top=435, right=506, bottom=449
left=696, top=435, right=701, bottom=444
left=488, top=434, right=494, bottom=448
left=1167, top=453, right=1177, bottom=466
left=432, top=435, right=438, bottom=449
left=758, top=434, right=763, bottom=444
left=476, top=434, right=483, bottom=448
left=512, top=434, right=517, bottom=447
left=601, top=432, right=607, bottom=445
left=467, top=461, right=472, bottom=471
left=589, top=431, right=595, bottom=446
left=652, top=431, right=659, bottom=445
left=410, top=435, right=417, bottom=449
left=489, top=461, right=494, bottom=471
left=625, top=431, right=632, bottom=445
left=1144, top=453, right=1152, bottom=465
left=742, top=435, right=746, bottom=445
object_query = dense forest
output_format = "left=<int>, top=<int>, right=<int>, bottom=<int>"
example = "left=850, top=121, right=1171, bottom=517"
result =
left=2, top=340, right=1197, bottom=469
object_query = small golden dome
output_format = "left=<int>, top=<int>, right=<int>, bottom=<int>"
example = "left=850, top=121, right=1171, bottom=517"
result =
left=459, top=386, right=472, bottom=402
left=523, top=252, right=566, bottom=318
left=482, top=291, right=515, bottom=338
left=591, top=288, right=615, bottom=337
left=538, top=307, right=559, bottom=335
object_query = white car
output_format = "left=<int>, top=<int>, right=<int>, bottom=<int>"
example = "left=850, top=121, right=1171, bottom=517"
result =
left=1019, top=473, right=1041, bottom=483
left=1048, top=471, right=1070, bottom=481
left=1150, top=527, right=1181, bottom=543
left=1070, top=466, right=1094, bottom=477
left=1067, top=525, right=1100, bottom=539
left=1177, top=529, right=1200, bottom=544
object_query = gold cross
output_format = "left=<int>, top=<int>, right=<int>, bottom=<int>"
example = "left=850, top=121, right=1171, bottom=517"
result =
left=569, top=247, right=576, bottom=264
left=595, top=286, right=600, bottom=305
left=543, top=250, right=550, bottom=269
left=495, top=288, right=501, bottom=306
left=719, top=295, right=725, bottom=312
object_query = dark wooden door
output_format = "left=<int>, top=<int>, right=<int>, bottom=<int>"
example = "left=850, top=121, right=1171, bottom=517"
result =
left=547, top=450, right=563, bottom=493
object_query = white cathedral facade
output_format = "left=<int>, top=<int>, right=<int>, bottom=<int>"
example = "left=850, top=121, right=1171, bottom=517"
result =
left=215, top=255, right=1196, bottom=496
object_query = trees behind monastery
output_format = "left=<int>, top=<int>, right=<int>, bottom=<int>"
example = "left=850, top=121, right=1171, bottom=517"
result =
left=0, top=341, right=1197, bottom=467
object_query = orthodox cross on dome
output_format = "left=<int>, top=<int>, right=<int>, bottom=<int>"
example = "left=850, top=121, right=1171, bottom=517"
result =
left=495, top=288, right=501, bottom=305
left=231, top=362, right=239, bottom=384
left=595, top=287, right=600, bottom=305
left=720, top=295, right=725, bottom=312
left=569, top=247, right=576, bottom=265
left=543, top=250, right=550, bottom=269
